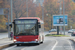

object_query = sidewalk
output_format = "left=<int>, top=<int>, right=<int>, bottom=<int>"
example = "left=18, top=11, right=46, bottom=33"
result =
left=0, top=38, right=14, bottom=50
left=70, top=38, right=75, bottom=42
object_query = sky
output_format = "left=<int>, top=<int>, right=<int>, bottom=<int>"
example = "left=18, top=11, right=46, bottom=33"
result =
left=33, top=0, right=36, bottom=2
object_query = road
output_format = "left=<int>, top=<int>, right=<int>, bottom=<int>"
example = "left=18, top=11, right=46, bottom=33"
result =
left=1, top=31, right=75, bottom=50
left=2, top=36, right=75, bottom=50
left=0, top=33, right=8, bottom=39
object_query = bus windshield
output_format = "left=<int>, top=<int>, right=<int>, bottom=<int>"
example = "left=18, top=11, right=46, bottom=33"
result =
left=14, top=20, right=38, bottom=36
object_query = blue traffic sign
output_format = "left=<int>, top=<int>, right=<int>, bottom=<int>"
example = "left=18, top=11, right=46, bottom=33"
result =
left=6, top=22, right=11, bottom=25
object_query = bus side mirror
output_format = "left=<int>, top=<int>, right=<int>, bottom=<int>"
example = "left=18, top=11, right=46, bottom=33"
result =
left=39, top=25, right=41, bottom=28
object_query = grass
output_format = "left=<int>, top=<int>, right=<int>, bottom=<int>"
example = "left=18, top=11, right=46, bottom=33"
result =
left=45, top=34, right=69, bottom=37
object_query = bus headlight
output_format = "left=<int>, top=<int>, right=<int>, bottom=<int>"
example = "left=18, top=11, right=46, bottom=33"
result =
left=35, top=39, right=38, bottom=41
left=13, top=39, right=17, bottom=42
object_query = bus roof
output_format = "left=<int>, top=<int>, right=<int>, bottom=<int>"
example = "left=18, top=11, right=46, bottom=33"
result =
left=18, top=17, right=43, bottom=22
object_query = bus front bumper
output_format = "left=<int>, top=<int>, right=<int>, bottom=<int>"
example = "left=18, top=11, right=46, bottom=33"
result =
left=14, top=41, right=39, bottom=44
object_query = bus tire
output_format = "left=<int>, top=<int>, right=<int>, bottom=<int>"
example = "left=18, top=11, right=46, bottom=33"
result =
left=36, top=42, right=40, bottom=45
left=37, top=43, right=40, bottom=45
left=41, top=41, right=43, bottom=43
left=17, top=44, right=19, bottom=46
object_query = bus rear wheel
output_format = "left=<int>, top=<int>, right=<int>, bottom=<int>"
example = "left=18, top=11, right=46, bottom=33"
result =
left=41, top=41, right=43, bottom=43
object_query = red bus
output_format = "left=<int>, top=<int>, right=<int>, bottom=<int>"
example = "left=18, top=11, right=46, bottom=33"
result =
left=12, top=17, right=44, bottom=46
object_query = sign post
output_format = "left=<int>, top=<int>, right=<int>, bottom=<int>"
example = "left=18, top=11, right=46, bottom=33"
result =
left=53, top=15, right=68, bottom=35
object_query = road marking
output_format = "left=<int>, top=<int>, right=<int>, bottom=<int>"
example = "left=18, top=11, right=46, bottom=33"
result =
left=51, top=40, right=58, bottom=50
left=3, top=45, right=16, bottom=50
left=67, top=40, right=73, bottom=50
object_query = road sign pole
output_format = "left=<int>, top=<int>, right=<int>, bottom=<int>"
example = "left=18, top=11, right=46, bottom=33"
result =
left=57, top=26, right=59, bottom=35
left=8, top=9, right=10, bottom=38
left=11, top=0, right=13, bottom=32
left=63, top=0, right=65, bottom=35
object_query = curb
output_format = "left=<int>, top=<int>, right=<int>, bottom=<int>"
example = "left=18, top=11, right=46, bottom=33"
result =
left=70, top=39, right=75, bottom=42
left=0, top=43, right=14, bottom=50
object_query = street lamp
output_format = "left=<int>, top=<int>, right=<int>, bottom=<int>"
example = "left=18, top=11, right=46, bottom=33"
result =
left=40, top=0, right=44, bottom=21
left=42, top=6, right=44, bottom=21
left=26, top=0, right=28, bottom=17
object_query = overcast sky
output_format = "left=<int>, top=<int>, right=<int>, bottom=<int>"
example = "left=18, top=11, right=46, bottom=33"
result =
left=33, top=0, right=36, bottom=2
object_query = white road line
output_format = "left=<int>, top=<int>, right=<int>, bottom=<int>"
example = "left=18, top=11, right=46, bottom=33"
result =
left=3, top=45, right=16, bottom=50
left=67, top=40, right=73, bottom=50
left=51, top=40, right=58, bottom=50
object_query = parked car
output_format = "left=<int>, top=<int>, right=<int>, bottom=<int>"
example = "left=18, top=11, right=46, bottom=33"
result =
left=68, top=29, right=75, bottom=33
left=49, top=29, right=57, bottom=32
left=71, top=30, right=75, bottom=36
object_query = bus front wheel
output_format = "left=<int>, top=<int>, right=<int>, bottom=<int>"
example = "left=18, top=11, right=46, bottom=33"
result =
left=17, top=44, right=19, bottom=46
left=36, top=43, right=40, bottom=45
left=41, top=41, right=43, bottom=43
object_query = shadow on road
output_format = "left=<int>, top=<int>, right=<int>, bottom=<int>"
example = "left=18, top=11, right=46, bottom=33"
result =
left=16, top=43, right=41, bottom=47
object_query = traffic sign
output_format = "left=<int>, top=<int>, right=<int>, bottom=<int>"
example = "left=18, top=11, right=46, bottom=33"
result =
left=6, top=22, right=12, bottom=25
left=53, top=15, right=68, bottom=26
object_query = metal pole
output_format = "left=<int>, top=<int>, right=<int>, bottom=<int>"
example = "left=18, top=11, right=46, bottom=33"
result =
left=60, top=0, right=62, bottom=34
left=60, top=0, right=62, bottom=15
left=42, top=6, right=44, bottom=21
left=63, top=0, right=65, bottom=35
left=57, top=0, right=62, bottom=35
left=11, top=0, right=13, bottom=32
left=8, top=9, right=10, bottom=38
left=26, top=0, right=28, bottom=17
left=57, top=26, right=59, bottom=35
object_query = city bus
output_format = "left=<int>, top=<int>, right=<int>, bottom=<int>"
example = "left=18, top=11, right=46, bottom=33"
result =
left=12, top=17, right=44, bottom=46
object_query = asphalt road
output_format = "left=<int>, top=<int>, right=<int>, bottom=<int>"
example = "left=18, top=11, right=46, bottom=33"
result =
left=2, top=36, right=75, bottom=50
